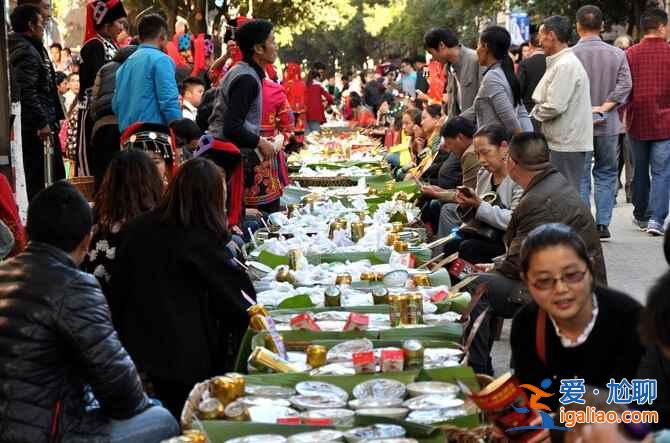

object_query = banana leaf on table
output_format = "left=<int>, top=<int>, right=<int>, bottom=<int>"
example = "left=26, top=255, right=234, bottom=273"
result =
left=254, top=248, right=392, bottom=269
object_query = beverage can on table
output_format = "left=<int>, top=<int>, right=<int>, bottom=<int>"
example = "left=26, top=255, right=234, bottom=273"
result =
left=249, top=314, right=268, bottom=332
left=224, top=372, right=246, bottom=398
left=210, top=376, right=237, bottom=405
left=288, top=248, right=303, bottom=271
left=403, top=339, right=424, bottom=370
left=351, top=221, right=365, bottom=242
left=306, top=344, right=327, bottom=368
left=324, top=286, right=341, bottom=307
left=335, top=272, right=353, bottom=286
left=406, top=293, right=424, bottom=325
left=372, top=286, right=389, bottom=305
left=247, top=304, right=270, bottom=318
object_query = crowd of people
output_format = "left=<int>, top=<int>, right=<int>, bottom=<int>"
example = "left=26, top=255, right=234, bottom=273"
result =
left=1, top=0, right=670, bottom=442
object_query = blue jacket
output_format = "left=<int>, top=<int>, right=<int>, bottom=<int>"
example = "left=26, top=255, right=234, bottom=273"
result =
left=112, top=44, right=182, bottom=132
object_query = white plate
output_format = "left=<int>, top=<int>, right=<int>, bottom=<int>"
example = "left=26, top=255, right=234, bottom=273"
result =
left=245, top=385, right=296, bottom=398
left=225, top=435, right=288, bottom=443
left=295, top=381, right=349, bottom=401
left=353, top=379, right=406, bottom=400
left=247, top=406, right=299, bottom=423
left=289, top=395, right=347, bottom=410
left=344, top=424, right=406, bottom=443
left=348, top=398, right=404, bottom=410
left=287, top=430, right=344, bottom=443
left=406, top=381, right=460, bottom=398
left=355, top=407, right=408, bottom=420
left=300, top=408, right=355, bottom=426
left=403, top=395, right=464, bottom=411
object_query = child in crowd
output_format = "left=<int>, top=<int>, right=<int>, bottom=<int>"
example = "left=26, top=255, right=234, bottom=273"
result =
left=181, top=77, right=205, bottom=121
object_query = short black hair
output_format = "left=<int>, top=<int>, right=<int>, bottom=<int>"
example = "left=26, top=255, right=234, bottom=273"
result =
left=440, top=116, right=476, bottom=139
left=10, top=4, right=41, bottom=33
left=640, top=271, right=670, bottom=347
left=171, top=118, right=202, bottom=143
left=520, top=223, right=594, bottom=276
left=55, top=71, right=67, bottom=85
left=474, top=124, right=511, bottom=146
left=577, top=5, right=603, bottom=31
left=424, top=104, right=442, bottom=119
left=424, top=27, right=459, bottom=50
left=509, top=131, right=550, bottom=169
left=181, top=76, right=205, bottom=95
left=236, top=19, right=273, bottom=60
left=26, top=181, right=93, bottom=252
left=542, top=15, right=572, bottom=43
left=401, top=57, right=414, bottom=66
left=414, top=54, right=426, bottom=64
left=312, top=61, right=326, bottom=71
left=349, top=91, right=362, bottom=108
left=50, top=42, right=62, bottom=51
left=640, top=8, right=668, bottom=33
left=138, top=13, right=168, bottom=41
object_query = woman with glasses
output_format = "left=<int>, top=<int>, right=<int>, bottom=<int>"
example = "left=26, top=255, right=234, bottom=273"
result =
left=510, top=223, right=644, bottom=409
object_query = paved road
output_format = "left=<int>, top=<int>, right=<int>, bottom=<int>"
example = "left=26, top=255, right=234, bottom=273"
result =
left=491, top=194, right=668, bottom=376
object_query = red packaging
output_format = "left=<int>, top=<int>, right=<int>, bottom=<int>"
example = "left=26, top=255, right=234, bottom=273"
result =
left=431, top=290, right=450, bottom=303
left=276, top=417, right=301, bottom=425
left=448, top=258, right=476, bottom=280
left=302, top=417, right=333, bottom=426
left=352, top=351, right=376, bottom=374
left=380, top=349, right=404, bottom=372
left=290, top=312, right=321, bottom=331
left=343, top=312, right=369, bottom=332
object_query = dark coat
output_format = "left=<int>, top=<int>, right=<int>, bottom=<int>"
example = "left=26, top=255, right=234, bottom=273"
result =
left=637, top=345, right=670, bottom=429
left=511, top=286, right=643, bottom=410
left=497, top=167, right=607, bottom=284
left=0, top=242, right=148, bottom=443
left=8, top=33, right=64, bottom=130
left=90, top=45, right=138, bottom=122
left=518, top=51, right=546, bottom=115
left=109, top=211, right=256, bottom=386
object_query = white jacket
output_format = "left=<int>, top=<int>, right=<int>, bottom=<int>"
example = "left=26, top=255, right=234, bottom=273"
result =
left=531, top=47, right=593, bottom=152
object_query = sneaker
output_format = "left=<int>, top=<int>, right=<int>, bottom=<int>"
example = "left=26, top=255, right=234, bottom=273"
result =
left=632, top=216, right=648, bottom=231
left=597, top=225, right=612, bottom=241
left=647, top=221, right=665, bottom=236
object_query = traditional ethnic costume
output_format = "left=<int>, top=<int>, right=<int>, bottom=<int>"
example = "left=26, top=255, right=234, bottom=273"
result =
left=120, top=122, right=178, bottom=181
left=68, top=0, right=126, bottom=177
left=283, top=62, right=306, bottom=143
left=243, top=77, right=293, bottom=213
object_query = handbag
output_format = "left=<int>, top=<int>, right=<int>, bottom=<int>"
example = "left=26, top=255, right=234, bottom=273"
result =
left=457, top=191, right=506, bottom=243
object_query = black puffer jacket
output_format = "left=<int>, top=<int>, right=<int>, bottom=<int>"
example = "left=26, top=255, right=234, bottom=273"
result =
left=90, top=45, right=138, bottom=122
left=8, top=33, right=64, bottom=130
left=0, top=242, right=149, bottom=443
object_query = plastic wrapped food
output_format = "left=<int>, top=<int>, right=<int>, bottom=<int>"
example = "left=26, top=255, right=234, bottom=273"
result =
left=245, top=385, right=296, bottom=398
left=355, top=407, right=408, bottom=420
left=405, top=407, right=468, bottom=424
left=348, top=398, right=404, bottom=410
left=343, top=424, right=406, bottom=442
left=300, top=408, right=355, bottom=427
left=295, top=381, right=349, bottom=401
left=402, top=395, right=464, bottom=411
left=309, top=362, right=356, bottom=376
left=327, top=339, right=374, bottom=363
left=225, top=435, right=288, bottom=443
left=353, top=379, right=407, bottom=400
left=405, top=382, right=460, bottom=398
left=289, top=394, right=347, bottom=410
left=287, top=430, right=345, bottom=443
left=247, top=405, right=299, bottom=423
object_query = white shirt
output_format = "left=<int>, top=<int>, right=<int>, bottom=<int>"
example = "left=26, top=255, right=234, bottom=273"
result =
left=549, top=294, right=599, bottom=348
left=182, top=101, right=198, bottom=121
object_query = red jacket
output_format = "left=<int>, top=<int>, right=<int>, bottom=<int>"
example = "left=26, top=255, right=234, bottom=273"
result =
left=304, top=82, right=333, bottom=123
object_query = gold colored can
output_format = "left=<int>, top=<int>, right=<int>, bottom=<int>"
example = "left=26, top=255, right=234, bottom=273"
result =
left=249, top=314, right=268, bottom=331
left=224, top=372, right=246, bottom=398
left=351, top=221, right=365, bottom=242
left=248, top=347, right=298, bottom=373
left=287, top=203, right=299, bottom=218
left=384, top=181, right=395, bottom=193
left=335, top=272, right=353, bottom=286
left=372, top=286, right=389, bottom=305
left=329, top=220, right=343, bottom=239
left=198, top=398, right=224, bottom=420
left=324, top=286, right=341, bottom=307
left=367, top=187, right=379, bottom=196
left=357, top=211, right=367, bottom=222
left=413, top=274, right=432, bottom=288
left=391, top=222, right=404, bottom=233
left=393, top=240, right=409, bottom=252
left=210, top=376, right=237, bottom=405
left=386, top=232, right=400, bottom=246
left=276, top=267, right=296, bottom=284
left=359, top=271, right=374, bottom=281
left=306, top=344, right=327, bottom=368
left=406, top=293, right=424, bottom=325
left=388, top=294, right=404, bottom=327
left=183, top=430, right=208, bottom=443
left=264, top=334, right=284, bottom=353
left=403, top=339, right=425, bottom=370
left=247, top=304, right=270, bottom=318
left=288, top=248, right=302, bottom=271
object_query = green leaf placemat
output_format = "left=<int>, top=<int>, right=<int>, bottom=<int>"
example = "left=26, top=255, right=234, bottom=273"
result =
left=277, top=294, right=315, bottom=309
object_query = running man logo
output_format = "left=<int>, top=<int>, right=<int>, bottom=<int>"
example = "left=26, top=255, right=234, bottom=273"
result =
left=506, top=378, right=573, bottom=433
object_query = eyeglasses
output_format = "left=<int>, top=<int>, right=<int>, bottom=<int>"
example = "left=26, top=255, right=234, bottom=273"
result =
left=530, top=269, right=587, bottom=291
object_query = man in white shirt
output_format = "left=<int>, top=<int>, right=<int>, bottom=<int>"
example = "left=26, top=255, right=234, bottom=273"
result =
left=180, top=76, right=205, bottom=121
left=531, top=15, right=593, bottom=193
left=62, top=72, right=79, bottom=114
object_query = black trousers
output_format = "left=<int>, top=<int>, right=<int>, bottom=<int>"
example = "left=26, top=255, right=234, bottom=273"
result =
left=442, top=234, right=506, bottom=264
left=464, top=272, right=529, bottom=375
left=21, top=125, right=65, bottom=201
left=90, top=124, right=121, bottom=191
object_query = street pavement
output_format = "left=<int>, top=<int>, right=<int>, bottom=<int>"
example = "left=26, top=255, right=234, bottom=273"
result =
left=491, top=193, right=668, bottom=376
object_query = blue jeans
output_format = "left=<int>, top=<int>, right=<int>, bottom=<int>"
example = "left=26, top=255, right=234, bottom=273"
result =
left=629, top=136, right=670, bottom=225
left=109, top=405, right=179, bottom=443
left=580, top=135, right=619, bottom=226
left=306, top=120, right=321, bottom=134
